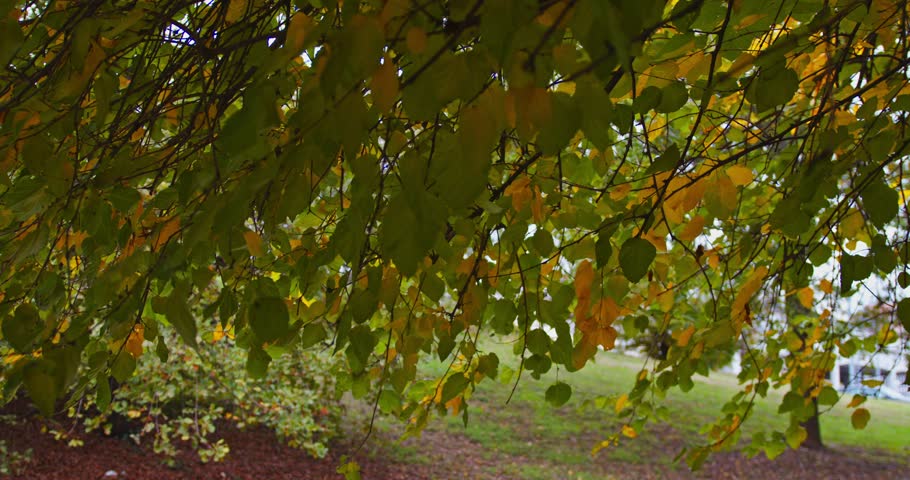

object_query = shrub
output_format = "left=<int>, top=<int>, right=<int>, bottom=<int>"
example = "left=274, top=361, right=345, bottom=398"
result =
left=69, top=334, right=341, bottom=463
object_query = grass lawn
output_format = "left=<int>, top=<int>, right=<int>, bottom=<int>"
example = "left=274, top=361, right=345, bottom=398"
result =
left=348, top=337, right=910, bottom=479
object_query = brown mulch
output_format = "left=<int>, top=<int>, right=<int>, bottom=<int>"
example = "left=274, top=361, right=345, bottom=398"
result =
left=1, top=398, right=907, bottom=480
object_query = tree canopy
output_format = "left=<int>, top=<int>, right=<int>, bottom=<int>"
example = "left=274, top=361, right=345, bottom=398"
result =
left=2, top=0, right=910, bottom=468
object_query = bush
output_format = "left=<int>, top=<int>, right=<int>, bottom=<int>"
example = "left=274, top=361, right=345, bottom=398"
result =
left=69, top=335, right=341, bottom=463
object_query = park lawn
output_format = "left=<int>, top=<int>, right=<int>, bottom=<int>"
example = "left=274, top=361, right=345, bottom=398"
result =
left=351, top=338, right=910, bottom=479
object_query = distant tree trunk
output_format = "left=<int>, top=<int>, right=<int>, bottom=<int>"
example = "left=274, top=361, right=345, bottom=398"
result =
left=801, top=396, right=824, bottom=449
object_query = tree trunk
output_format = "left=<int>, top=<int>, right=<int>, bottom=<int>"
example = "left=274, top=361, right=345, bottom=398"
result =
left=801, top=396, right=824, bottom=449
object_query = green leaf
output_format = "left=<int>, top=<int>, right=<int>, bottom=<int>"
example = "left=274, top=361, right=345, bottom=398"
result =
left=545, top=382, right=572, bottom=407
left=748, top=66, right=799, bottom=111
left=860, top=179, right=899, bottom=228
left=2, top=303, right=43, bottom=353
left=96, top=375, right=112, bottom=412
left=152, top=295, right=198, bottom=348
left=300, top=323, right=327, bottom=349
left=633, top=86, right=662, bottom=113
left=477, top=353, right=499, bottom=378
left=896, top=299, right=910, bottom=331
left=620, top=237, right=656, bottom=283
left=537, top=92, right=580, bottom=155
left=809, top=244, right=832, bottom=266
left=0, top=17, right=25, bottom=66
left=785, top=425, right=807, bottom=449
left=111, top=353, right=136, bottom=383
left=378, top=389, right=401, bottom=414
left=531, top=228, right=555, bottom=257
left=346, top=325, right=377, bottom=374
left=155, top=337, right=169, bottom=362
left=441, top=373, right=470, bottom=403
left=840, top=254, right=874, bottom=293
left=595, top=234, right=613, bottom=269
left=657, top=82, right=688, bottom=113
left=23, top=360, right=57, bottom=417
left=851, top=408, right=870, bottom=430
left=817, top=386, right=838, bottom=406
left=491, top=300, right=517, bottom=335
left=899, top=271, right=910, bottom=289
left=525, top=329, right=550, bottom=356
left=249, top=297, right=290, bottom=343
left=379, top=193, right=444, bottom=276
left=871, top=236, right=897, bottom=273
left=246, top=345, right=272, bottom=379
left=421, top=273, right=445, bottom=302
left=646, top=144, right=680, bottom=174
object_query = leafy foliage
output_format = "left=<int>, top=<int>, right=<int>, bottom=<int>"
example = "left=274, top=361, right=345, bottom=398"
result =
left=1, top=0, right=910, bottom=467
left=73, top=334, right=341, bottom=462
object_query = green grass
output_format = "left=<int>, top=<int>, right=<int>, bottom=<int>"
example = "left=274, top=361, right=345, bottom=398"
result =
left=349, top=338, right=910, bottom=478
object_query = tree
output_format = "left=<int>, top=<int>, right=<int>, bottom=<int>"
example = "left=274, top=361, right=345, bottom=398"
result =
left=1, top=0, right=909, bottom=469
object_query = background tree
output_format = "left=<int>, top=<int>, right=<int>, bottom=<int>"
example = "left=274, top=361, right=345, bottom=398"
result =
left=1, top=0, right=909, bottom=469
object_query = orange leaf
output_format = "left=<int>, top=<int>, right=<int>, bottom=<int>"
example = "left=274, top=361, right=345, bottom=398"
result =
left=622, top=425, right=637, bottom=438
left=152, top=217, right=180, bottom=250
left=405, top=27, right=427, bottom=54
left=675, top=324, right=696, bottom=347
left=846, top=394, right=866, bottom=408
left=124, top=324, right=144, bottom=358
left=574, top=260, right=594, bottom=298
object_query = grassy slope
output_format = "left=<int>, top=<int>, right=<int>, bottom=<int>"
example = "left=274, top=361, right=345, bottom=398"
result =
left=353, top=338, right=910, bottom=479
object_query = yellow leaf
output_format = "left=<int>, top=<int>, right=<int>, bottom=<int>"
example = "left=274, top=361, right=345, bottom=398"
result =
left=622, top=425, right=637, bottom=438
left=678, top=215, right=705, bottom=242
left=796, top=287, right=814, bottom=308
left=243, top=230, right=264, bottom=257
left=609, top=183, right=631, bottom=201
left=675, top=324, right=696, bottom=347
left=658, top=288, right=674, bottom=312
left=681, top=179, right=707, bottom=212
left=371, top=58, right=399, bottom=112
left=615, top=393, right=628, bottom=414
left=213, top=323, right=234, bottom=342
left=713, top=175, right=738, bottom=214
left=405, top=27, right=427, bottom=54
left=731, top=266, right=768, bottom=328
left=839, top=209, right=865, bottom=240
left=591, top=439, right=613, bottom=455
left=726, top=165, right=754, bottom=186
left=819, top=279, right=833, bottom=294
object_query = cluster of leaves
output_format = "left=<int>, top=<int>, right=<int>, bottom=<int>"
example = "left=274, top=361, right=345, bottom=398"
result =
left=1, top=0, right=910, bottom=468
left=66, top=333, right=341, bottom=463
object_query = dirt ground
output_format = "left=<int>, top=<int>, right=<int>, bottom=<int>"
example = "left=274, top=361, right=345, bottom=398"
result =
left=0, top=399, right=906, bottom=480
